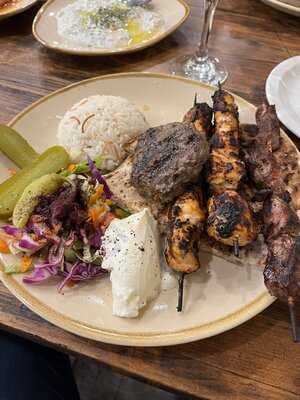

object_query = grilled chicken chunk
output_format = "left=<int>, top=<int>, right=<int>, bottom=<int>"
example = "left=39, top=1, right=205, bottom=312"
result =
left=165, top=189, right=206, bottom=273
left=131, top=122, right=209, bottom=206
left=207, top=190, right=258, bottom=247
left=183, top=102, right=213, bottom=138
left=207, top=87, right=245, bottom=193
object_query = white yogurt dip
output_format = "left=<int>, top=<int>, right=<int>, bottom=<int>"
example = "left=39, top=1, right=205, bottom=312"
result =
left=101, top=208, right=161, bottom=318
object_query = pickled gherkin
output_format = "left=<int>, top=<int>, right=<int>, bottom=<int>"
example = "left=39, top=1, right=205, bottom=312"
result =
left=0, top=125, right=39, bottom=168
left=0, top=146, right=70, bottom=220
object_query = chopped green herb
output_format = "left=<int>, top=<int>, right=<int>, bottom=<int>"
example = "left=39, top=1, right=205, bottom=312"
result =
left=80, top=5, right=132, bottom=31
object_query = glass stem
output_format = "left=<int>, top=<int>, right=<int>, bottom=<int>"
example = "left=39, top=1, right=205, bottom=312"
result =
left=196, top=0, right=219, bottom=60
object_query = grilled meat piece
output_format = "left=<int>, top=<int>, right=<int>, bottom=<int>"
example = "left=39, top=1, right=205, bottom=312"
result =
left=264, top=235, right=300, bottom=301
left=207, top=87, right=245, bottom=193
left=242, top=145, right=288, bottom=198
left=262, top=195, right=300, bottom=302
left=131, top=122, right=209, bottom=206
left=165, top=189, right=206, bottom=273
left=263, top=196, right=300, bottom=241
left=207, top=190, right=258, bottom=247
left=207, top=146, right=245, bottom=194
left=256, top=102, right=281, bottom=151
left=183, top=102, right=213, bottom=138
left=240, top=124, right=258, bottom=148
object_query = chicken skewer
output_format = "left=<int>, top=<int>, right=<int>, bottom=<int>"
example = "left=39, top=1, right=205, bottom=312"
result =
left=242, top=103, right=300, bottom=342
left=206, top=85, right=258, bottom=255
left=164, top=98, right=212, bottom=312
left=165, top=188, right=206, bottom=311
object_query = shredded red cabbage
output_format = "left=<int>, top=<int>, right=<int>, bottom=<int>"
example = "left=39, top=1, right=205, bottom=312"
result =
left=1, top=225, right=23, bottom=238
left=58, top=262, right=106, bottom=292
left=89, top=228, right=103, bottom=248
left=87, top=156, right=112, bottom=199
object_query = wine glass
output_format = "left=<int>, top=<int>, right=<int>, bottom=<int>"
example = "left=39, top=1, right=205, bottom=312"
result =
left=171, top=0, right=228, bottom=85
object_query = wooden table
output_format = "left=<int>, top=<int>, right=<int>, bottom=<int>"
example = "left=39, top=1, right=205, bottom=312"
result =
left=0, top=1, right=300, bottom=399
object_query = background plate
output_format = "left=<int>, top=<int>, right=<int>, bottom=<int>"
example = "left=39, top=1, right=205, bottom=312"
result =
left=0, top=73, right=275, bottom=346
left=0, top=0, right=38, bottom=20
left=32, top=0, right=190, bottom=55
left=260, top=0, right=300, bottom=17
left=266, top=56, right=300, bottom=138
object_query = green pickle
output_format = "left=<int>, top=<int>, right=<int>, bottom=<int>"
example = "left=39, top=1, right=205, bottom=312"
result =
left=0, top=125, right=39, bottom=168
left=13, top=173, right=66, bottom=228
left=0, top=146, right=70, bottom=220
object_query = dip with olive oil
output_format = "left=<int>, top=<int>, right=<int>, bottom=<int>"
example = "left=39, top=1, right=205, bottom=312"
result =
left=56, top=0, right=164, bottom=49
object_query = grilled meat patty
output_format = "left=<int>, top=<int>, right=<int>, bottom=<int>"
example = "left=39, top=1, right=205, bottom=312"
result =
left=131, top=122, right=209, bottom=205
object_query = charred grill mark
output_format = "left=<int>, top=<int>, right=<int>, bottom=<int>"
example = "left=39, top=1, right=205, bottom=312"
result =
left=183, top=102, right=213, bottom=136
left=212, top=90, right=239, bottom=118
left=212, top=193, right=244, bottom=238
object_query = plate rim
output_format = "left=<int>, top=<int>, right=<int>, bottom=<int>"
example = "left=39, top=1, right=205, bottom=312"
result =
left=266, top=55, right=300, bottom=138
left=260, top=0, right=300, bottom=15
left=2, top=72, right=276, bottom=347
left=0, top=0, right=38, bottom=20
left=32, top=0, right=190, bottom=56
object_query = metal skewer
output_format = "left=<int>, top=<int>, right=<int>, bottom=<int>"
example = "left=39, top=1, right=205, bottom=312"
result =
left=177, top=272, right=186, bottom=312
left=288, top=297, right=299, bottom=343
left=194, top=93, right=198, bottom=107
left=233, top=237, right=240, bottom=258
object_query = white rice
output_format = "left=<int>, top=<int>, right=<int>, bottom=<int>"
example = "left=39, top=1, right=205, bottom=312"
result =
left=56, top=0, right=164, bottom=49
left=57, top=95, right=149, bottom=171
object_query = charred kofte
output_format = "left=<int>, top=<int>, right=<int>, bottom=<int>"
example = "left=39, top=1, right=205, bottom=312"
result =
left=131, top=122, right=209, bottom=205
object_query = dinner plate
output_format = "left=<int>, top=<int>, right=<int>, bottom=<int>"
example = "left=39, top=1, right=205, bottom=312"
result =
left=0, top=73, right=278, bottom=347
left=0, top=0, right=38, bottom=20
left=32, top=0, right=190, bottom=56
left=266, top=56, right=300, bottom=138
left=260, top=0, right=300, bottom=17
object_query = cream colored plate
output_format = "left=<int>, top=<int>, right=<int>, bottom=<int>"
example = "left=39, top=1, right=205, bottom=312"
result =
left=0, top=73, right=276, bottom=346
left=260, top=0, right=300, bottom=17
left=32, top=0, right=190, bottom=55
left=266, top=56, right=300, bottom=138
left=0, top=0, right=38, bottom=20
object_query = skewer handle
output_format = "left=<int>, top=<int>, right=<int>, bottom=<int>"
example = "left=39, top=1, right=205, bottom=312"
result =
left=233, top=238, right=240, bottom=258
left=194, top=93, right=198, bottom=107
left=288, top=298, right=299, bottom=343
left=177, top=273, right=186, bottom=312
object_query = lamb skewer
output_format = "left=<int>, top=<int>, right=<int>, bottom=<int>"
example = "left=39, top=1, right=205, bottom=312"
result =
left=242, top=102, right=300, bottom=342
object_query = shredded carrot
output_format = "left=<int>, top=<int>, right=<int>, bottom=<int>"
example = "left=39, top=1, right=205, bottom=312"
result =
left=67, top=164, right=76, bottom=172
left=0, top=239, right=10, bottom=254
left=89, top=185, right=104, bottom=205
left=8, top=169, right=17, bottom=176
left=20, top=255, right=33, bottom=273
left=101, top=212, right=115, bottom=229
left=88, top=204, right=108, bottom=228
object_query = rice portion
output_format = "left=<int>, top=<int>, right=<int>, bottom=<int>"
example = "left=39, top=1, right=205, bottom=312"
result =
left=57, top=95, right=149, bottom=170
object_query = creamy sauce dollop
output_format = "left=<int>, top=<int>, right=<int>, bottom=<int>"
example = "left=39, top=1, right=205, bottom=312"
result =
left=101, top=208, right=161, bottom=318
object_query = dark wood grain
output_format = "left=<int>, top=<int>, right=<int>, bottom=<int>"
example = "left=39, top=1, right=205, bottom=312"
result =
left=0, top=1, right=300, bottom=399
